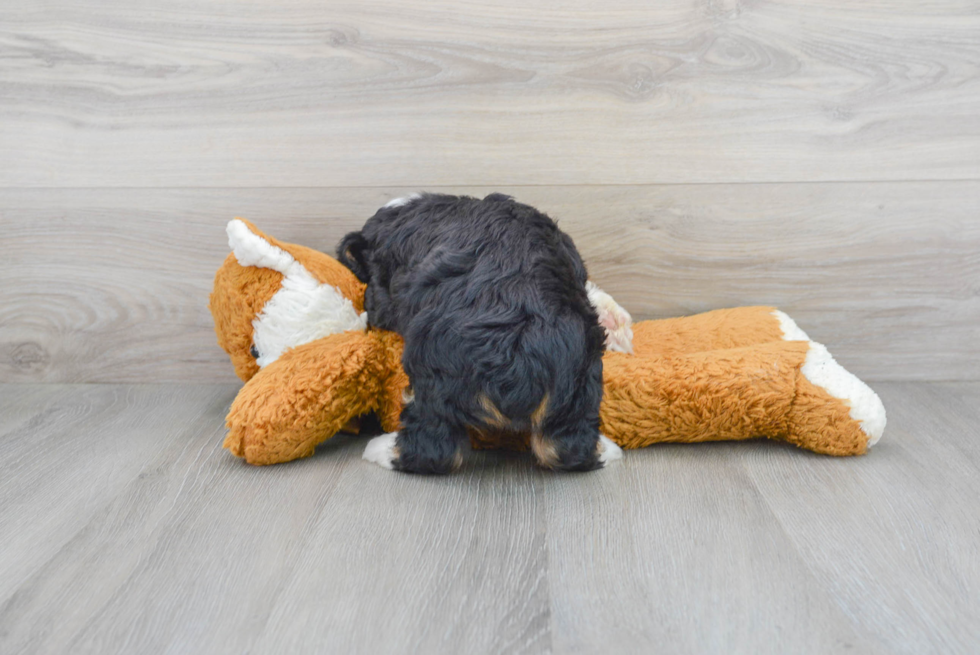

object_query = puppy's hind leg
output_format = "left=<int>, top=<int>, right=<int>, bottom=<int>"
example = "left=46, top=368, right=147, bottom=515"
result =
left=531, top=362, right=623, bottom=472
left=531, top=422, right=622, bottom=472
left=363, top=396, right=465, bottom=474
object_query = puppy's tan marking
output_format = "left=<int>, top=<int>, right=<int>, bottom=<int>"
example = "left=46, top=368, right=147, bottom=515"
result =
left=530, top=393, right=550, bottom=431
left=477, top=392, right=508, bottom=428
left=530, top=433, right=560, bottom=469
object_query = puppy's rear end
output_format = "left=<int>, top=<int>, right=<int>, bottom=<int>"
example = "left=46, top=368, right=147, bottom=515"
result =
left=345, top=193, right=623, bottom=473
left=466, top=302, right=613, bottom=471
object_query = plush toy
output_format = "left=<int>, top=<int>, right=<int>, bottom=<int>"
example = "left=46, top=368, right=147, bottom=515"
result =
left=210, top=219, right=885, bottom=466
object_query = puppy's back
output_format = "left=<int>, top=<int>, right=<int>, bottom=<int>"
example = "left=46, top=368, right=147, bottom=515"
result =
left=342, top=193, right=605, bottom=431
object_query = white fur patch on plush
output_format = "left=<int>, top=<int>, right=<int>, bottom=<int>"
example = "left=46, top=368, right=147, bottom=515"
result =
left=226, top=219, right=368, bottom=367
left=363, top=433, right=399, bottom=469
left=772, top=309, right=811, bottom=342
left=802, top=342, right=887, bottom=446
left=775, top=309, right=886, bottom=446
left=384, top=193, right=421, bottom=209
left=598, top=434, right=624, bottom=465
left=586, top=281, right=634, bottom=354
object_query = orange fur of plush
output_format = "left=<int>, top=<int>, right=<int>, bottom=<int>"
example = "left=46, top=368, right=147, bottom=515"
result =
left=211, top=220, right=875, bottom=465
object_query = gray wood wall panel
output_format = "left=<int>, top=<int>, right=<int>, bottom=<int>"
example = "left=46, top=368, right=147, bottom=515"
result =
left=2, top=183, right=977, bottom=383
left=1, top=1, right=979, bottom=186
left=1, top=1, right=977, bottom=383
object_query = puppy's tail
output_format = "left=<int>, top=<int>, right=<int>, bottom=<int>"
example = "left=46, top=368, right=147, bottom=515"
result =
left=476, top=314, right=600, bottom=430
left=337, top=231, right=371, bottom=283
left=478, top=365, right=550, bottom=430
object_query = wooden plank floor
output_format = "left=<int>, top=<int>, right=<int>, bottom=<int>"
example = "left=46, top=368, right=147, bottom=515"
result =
left=2, top=381, right=978, bottom=654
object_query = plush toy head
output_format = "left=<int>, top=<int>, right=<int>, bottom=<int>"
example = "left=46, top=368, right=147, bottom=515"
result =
left=210, top=219, right=409, bottom=464
left=210, top=219, right=368, bottom=381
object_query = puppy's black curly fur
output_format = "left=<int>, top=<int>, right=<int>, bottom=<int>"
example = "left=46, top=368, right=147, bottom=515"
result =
left=338, top=193, right=607, bottom=473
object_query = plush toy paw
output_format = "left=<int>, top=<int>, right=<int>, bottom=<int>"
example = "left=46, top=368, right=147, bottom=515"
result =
left=801, top=342, right=886, bottom=446
left=773, top=309, right=886, bottom=452
left=783, top=342, right=886, bottom=455
left=586, top=281, right=634, bottom=354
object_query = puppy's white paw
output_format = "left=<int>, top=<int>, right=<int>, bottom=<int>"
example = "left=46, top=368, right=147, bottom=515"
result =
left=363, top=432, right=400, bottom=469
left=598, top=434, right=624, bottom=466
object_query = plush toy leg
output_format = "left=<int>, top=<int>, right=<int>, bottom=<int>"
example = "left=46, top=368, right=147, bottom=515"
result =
left=601, top=341, right=805, bottom=449
left=784, top=341, right=886, bottom=455
left=224, top=331, right=387, bottom=465
left=372, top=331, right=411, bottom=434
left=760, top=310, right=886, bottom=453
left=631, top=306, right=799, bottom=357
left=601, top=339, right=885, bottom=455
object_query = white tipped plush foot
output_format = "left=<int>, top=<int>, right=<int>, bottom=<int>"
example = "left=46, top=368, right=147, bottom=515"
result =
left=598, top=434, right=624, bottom=465
left=772, top=309, right=811, bottom=342
left=802, top=343, right=887, bottom=447
left=363, top=433, right=399, bottom=469
left=774, top=310, right=886, bottom=447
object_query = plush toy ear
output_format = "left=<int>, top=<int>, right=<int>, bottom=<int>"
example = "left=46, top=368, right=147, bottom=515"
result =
left=226, top=218, right=305, bottom=274
left=227, top=218, right=367, bottom=305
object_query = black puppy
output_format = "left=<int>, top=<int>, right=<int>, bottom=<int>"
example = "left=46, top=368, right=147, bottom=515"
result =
left=338, top=193, right=628, bottom=474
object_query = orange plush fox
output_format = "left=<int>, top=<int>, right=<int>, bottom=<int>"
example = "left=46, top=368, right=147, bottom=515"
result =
left=210, top=219, right=885, bottom=466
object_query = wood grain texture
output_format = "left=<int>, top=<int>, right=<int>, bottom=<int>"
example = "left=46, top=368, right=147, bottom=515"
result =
left=2, top=183, right=977, bottom=383
left=1, top=1, right=979, bottom=186
left=740, top=381, right=980, bottom=654
left=543, top=446, right=879, bottom=654
left=1, top=381, right=978, bottom=654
